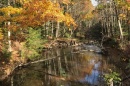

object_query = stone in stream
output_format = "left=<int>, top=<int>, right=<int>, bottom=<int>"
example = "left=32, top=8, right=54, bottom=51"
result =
left=85, top=45, right=102, bottom=53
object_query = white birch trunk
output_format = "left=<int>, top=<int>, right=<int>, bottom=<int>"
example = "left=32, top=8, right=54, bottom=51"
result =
left=8, top=28, right=12, bottom=52
left=110, top=81, right=113, bottom=86
left=8, top=0, right=12, bottom=52
left=56, top=22, right=60, bottom=38
left=51, top=21, right=54, bottom=37
left=109, top=78, right=113, bottom=86
left=118, top=19, right=123, bottom=41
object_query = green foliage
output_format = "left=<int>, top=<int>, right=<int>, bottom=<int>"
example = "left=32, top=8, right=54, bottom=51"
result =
left=104, top=71, right=121, bottom=85
left=60, top=68, right=67, bottom=77
left=21, top=27, right=43, bottom=60
left=65, top=32, right=71, bottom=38
left=97, top=4, right=105, bottom=10
left=123, top=32, right=128, bottom=36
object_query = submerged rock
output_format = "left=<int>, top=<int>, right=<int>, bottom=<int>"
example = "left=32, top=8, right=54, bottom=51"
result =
left=84, top=45, right=102, bottom=54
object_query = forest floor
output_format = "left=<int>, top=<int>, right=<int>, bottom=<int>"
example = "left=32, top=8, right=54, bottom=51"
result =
left=105, top=46, right=130, bottom=85
left=0, top=61, right=7, bottom=81
left=0, top=56, right=19, bottom=82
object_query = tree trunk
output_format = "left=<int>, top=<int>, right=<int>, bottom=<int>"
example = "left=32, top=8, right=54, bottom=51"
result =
left=56, top=22, right=60, bottom=38
left=113, top=0, right=123, bottom=42
left=110, top=81, right=113, bottom=86
left=8, top=0, right=12, bottom=52
left=118, top=20, right=123, bottom=41
left=46, top=21, right=50, bottom=38
left=51, top=21, right=54, bottom=37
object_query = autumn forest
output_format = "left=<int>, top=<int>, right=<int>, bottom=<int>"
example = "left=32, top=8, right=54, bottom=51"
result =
left=0, top=0, right=130, bottom=86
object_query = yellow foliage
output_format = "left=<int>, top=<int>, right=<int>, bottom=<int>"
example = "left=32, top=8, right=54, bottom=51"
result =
left=0, top=29, right=3, bottom=40
left=119, top=13, right=126, bottom=18
left=0, top=0, right=76, bottom=30
left=84, top=13, right=94, bottom=20
left=0, top=6, right=23, bottom=15
left=64, top=13, right=77, bottom=27
left=128, top=7, right=130, bottom=10
left=16, top=0, right=76, bottom=28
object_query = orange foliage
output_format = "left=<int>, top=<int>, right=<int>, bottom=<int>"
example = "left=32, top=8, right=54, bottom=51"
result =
left=119, top=13, right=126, bottom=18
left=0, top=6, right=23, bottom=15
left=128, top=7, right=130, bottom=10
left=126, top=0, right=130, bottom=3
left=83, top=0, right=94, bottom=11
left=75, top=0, right=94, bottom=21
left=64, top=13, right=77, bottom=27
left=14, top=0, right=76, bottom=28
left=0, top=16, right=5, bottom=22
left=0, top=0, right=76, bottom=30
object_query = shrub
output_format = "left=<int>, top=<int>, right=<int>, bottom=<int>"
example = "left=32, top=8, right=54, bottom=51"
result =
left=21, top=27, right=43, bottom=60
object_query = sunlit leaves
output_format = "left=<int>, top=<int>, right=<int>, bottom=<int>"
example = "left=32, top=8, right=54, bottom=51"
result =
left=0, top=6, right=23, bottom=16
left=119, top=13, right=126, bottom=19
left=128, top=7, right=130, bottom=10
left=84, top=13, right=94, bottom=20
left=116, top=0, right=130, bottom=10
left=15, top=0, right=76, bottom=28
left=0, top=0, right=76, bottom=30
left=0, top=6, right=23, bottom=25
left=64, top=13, right=77, bottom=27
left=104, top=71, right=121, bottom=84
left=115, top=0, right=130, bottom=21
left=0, top=28, right=3, bottom=40
left=16, top=0, right=63, bottom=27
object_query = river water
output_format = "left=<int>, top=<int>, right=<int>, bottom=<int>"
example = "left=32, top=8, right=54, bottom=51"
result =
left=8, top=45, right=122, bottom=86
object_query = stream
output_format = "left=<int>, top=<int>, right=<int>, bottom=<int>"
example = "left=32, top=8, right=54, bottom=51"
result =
left=4, top=45, right=122, bottom=86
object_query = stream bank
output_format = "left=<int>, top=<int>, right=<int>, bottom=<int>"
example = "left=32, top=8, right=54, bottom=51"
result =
left=0, top=39, right=130, bottom=86
left=104, top=47, right=130, bottom=85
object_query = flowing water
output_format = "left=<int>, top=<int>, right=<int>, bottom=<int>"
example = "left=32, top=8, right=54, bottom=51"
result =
left=8, top=45, right=122, bottom=86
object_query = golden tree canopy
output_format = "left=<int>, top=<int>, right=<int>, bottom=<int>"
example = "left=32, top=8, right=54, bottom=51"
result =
left=0, top=0, right=76, bottom=29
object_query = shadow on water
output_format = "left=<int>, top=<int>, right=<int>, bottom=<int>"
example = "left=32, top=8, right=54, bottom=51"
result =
left=5, top=46, right=122, bottom=86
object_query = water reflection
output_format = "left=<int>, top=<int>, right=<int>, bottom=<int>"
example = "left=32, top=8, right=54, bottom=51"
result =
left=10, top=46, right=119, bottom=86
left=81, top=61, right=101, bottom=85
